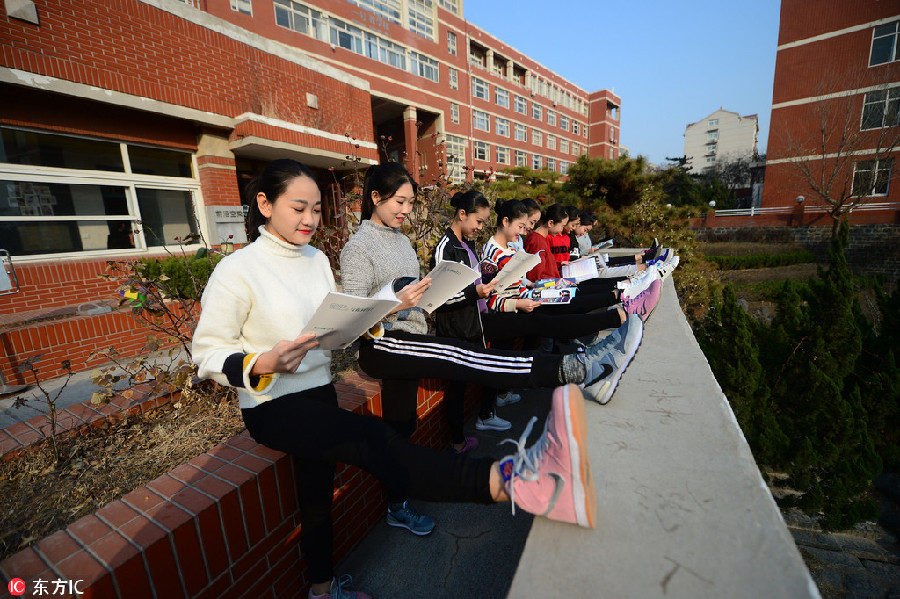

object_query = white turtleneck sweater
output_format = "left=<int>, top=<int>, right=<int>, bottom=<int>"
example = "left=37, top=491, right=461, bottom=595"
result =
left=192, top=227, right=335, bottom=409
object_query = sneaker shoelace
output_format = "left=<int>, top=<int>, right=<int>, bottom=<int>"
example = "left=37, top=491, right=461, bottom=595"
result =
left=330, top=574, right=357, bottom=599
left=501, top=416, right=550, bottom=516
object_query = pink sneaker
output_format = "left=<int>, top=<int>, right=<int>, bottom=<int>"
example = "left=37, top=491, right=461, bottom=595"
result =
left=623, top=279, right=661, bottom=322
left=500, top=384, right=596, bottom=528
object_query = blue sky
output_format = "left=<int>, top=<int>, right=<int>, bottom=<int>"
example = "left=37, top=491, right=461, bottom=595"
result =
left=463, top=0, right=782, bottom=166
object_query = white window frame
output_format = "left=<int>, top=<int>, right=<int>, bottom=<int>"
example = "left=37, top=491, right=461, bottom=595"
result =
left=231, top=0, right=252, bottom=14
left=0, top=130, right=204, bottom=260
left=870, top=21, right=900, bottom=67
left=407, top=0, right=435, bottom=40
left=852, top=158, right=893, bottom=196
left=532, top=154, right=542, bottom=170
left=547, top=157, right=556, bottom=172
left=450, top=102, right=460, bottom=124
left=473, top=140, right=489, bottom=161
left=547, top=134, right=556, bottom=150
left=274, top=0, right=327, bottom=40
left=514, top=96, right=527, bottom=114
left=496, top=146, right=510, bottom=165
left=496, top=117, right=510, bottom=137
left=473, top=110, right=489, bottom=131
left=560, top=115, right=569, bottom=131
left=532, top=129, right=542, bottom=146
left=514, top=123, right=527, bottom=142
left=861, top=86, right=900, bottom=130
left=410, top=51, right=439, bottom=82
left=515, top=150, right=527, bottom=167
left=560, top=161, right=568, bottom=175
left=532, top=103, right=542, bottom=121
left=472, top=77, right=489, bottom=100
left=560, top=139, right=569, bottom=154
left=495, top=88, right=510, bottom=109
left=444, top=134, right=466, bottom=182
left=708, top=118, right=719, bottom=127
left=447, top=30, right=457, bottom=55
left=449, top=67, right=458, bottom=90
left=547, top=110, right=557, bottom=127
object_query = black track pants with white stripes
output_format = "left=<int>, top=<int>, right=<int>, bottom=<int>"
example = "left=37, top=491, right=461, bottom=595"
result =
left=358, top=330, right=565, bottom=391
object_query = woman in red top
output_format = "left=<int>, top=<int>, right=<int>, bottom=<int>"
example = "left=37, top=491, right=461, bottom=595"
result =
left=524, top=204, right=568, bottom=281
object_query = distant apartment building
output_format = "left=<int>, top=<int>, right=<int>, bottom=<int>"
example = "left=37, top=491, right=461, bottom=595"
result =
left=0, top=0, right=621, bottom=383
left=762, top=0, right=900, bottom=220
left=683, top=108, right=758, bottom=174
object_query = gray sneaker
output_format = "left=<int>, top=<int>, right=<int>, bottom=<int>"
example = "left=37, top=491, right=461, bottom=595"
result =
left=476, top=412, right=512, bottom=431
left=496, top=391, right=522, bottom=407
left=387, top=501, right=435, bottom=536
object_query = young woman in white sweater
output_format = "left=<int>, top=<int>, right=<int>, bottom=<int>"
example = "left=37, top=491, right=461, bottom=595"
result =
left=192, top=159, right=599, bottom=599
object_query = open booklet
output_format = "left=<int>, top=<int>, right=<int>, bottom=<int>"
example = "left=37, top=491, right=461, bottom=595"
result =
left=561, top=256, right=600, bottom=282
left=524, top=287, right=578, bottom=304
left=300, top=262, right=480, bottom=350
left=489, top=251, right=541, bottom=291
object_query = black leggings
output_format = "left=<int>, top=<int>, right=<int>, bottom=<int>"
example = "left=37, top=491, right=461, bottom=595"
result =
left=241, top=384, right=495, bottom=584
left=359, top=330, right=564, bottom=453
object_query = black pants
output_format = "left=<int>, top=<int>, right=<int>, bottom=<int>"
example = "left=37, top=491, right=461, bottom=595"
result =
left=359, top=330, right=564, bottom=449
left=241, top=384, right=494, bottom=584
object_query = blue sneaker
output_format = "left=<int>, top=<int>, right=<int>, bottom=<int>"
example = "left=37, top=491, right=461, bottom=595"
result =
left=387, top=501, right=435, bottom=536
left=584, top=316, right=643, bottom=404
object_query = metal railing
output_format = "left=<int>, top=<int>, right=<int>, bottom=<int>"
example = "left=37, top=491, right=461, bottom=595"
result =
left=712, top=202, right=900, bottom=217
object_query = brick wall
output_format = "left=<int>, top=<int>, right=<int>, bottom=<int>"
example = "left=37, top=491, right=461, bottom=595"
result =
left=0, top=372, right=473, bottom=598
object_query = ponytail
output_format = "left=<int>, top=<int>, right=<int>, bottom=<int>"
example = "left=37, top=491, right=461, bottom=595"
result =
left=537, top=203, right=569, bottom=227
left=449, top=189, right=490, bottom=217
left=494, top=198, right=527, bottom=228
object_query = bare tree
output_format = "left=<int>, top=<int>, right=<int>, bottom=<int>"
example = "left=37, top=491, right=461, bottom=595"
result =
left=781, top=70, right=900, bottom=238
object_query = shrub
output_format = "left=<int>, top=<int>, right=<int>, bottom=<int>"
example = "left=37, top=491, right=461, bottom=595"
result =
left=705, top=251, right=817, bottom=270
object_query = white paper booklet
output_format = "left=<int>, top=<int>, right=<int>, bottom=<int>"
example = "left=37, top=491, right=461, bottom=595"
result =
left=489, top=251, right=541, bottom=291
left=561, top=256, right=600, bottom=282
left=418, top=260, right=481, bottom=314
left=300, top=290, right=400, bottom=350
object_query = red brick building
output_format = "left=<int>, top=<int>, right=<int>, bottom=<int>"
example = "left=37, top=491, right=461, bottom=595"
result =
left=762, top=0, right=900, bottom=224
left=0, top=0, right=621, bottom=384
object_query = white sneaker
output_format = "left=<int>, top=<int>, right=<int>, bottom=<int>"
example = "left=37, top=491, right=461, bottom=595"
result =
left=476, top=412, right=512, bottom=431
left=496, top=391, right=522, bottom=407
left=655, top=254, right=680, bottom=279
left=620, top=267, right=660, bottom=300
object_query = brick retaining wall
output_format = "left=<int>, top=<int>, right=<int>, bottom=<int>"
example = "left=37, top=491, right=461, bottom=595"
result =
left=0, top=372, right=471, bottom=598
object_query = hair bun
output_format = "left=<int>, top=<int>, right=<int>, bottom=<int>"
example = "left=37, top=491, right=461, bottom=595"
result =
left=493, top=198, right=505, bottom=213
left=449, top=191, right=464, bottom=208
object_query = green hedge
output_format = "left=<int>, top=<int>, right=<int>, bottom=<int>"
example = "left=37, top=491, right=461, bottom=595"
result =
left=706, top=251, right=817, bottom=270
left=136, top=252, right=222, bottom=299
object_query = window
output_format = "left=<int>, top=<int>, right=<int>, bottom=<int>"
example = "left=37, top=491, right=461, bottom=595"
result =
left=862, top=87, right=900, bottom=129
left=547, top=110, right=556, bottom=126
left=275, top=0, right=327, bottom=40
left=853, top=159, right=893, bottom=195
left=365, top=33, right=406, bottom=69
left=532, top=129, right=542, bottom=146
left=450, top=102, right=460, bottom=124
left=0, top=127, right=200, bottom=257
left=515, top=150, right=527, bottom=167
left=560, top=115, right=569, bottom=131
left=445, top=134, right=466, bottom=182
left=346, top=0, right=401, bottom=23
left=469, top=46, right=485, bottom=69
left=547, top=134, right=556, bottom=150
left=514, top=96, right=527, bottom=114
left=496, top=146, right=509, bottom=165
left=707, top=131, right=719, bottom=140
left=572, top=121, right=580, bottom=136
left=495, top=88, right=510, bottom=108
left=473, top=110, right=489, bottom=131
left=560, top=161, right=569, bottom=175
left=492, top=60, right=506, bottom=79
left=230, top=0, right=252, bottom=14
left=560, top=139, right=569, bottom=154
left=438, top=0, right=458, bottom=14
left=532, top=154, right=542, bottom=170
left=330, top=20, right=364, bottom=53
left=532, top=104, right=542, bottom=121
left=572, top=142, right=580, bottom=156
left=447, top=30, right=457, bottom=55
left=473, top=140, right=489, bottom=161
left=472, top=77, right=489, bottom=100
left=496, top=117, right=510, bottom=137
left=706, top=156, right=716, bottom=164
left=547, top=157, right=556, bottom=172
left=449, top=67, right=458, bottom=90
left=410, top=52, right=439, bottom=82
left=870, top=21, right=900, bottom=66
left=408, top=0, right=435, bottom=39
left=708, top=118, right=719, bottom=127
left=514, top=123, right=527, bottom=142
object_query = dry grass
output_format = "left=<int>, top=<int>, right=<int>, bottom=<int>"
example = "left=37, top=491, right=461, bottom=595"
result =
left=0, top=383, right=243, bottom=561
left=698, top=241, right=810, bottom=257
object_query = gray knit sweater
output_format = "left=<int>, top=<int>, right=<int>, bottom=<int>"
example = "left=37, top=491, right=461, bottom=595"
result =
left=339, top=219, right=427, bottom=335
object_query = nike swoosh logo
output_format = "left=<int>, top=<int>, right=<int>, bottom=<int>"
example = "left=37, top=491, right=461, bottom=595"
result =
left=543, top=472, right=565, bottom=516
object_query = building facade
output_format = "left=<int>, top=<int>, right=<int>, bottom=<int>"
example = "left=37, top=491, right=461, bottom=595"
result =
left=0, top=0, right=621, bottom=383
left=683, top=108, right=758, bottom=174
left=761, top=0, right=900, bottom=220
